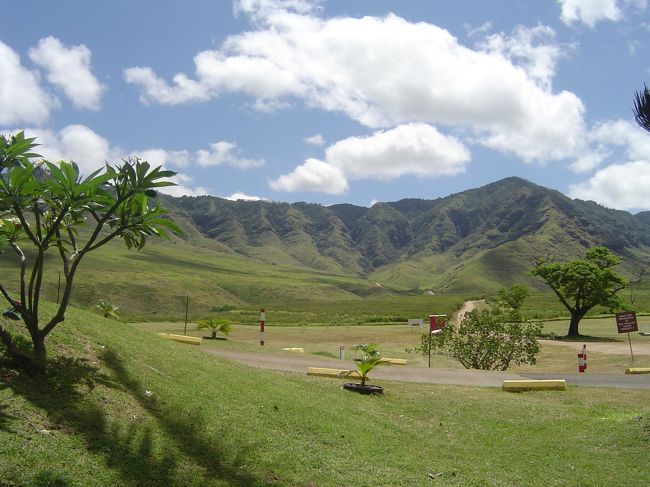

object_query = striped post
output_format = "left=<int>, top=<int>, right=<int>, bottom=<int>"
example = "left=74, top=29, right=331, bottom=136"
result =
left=577, top=344, right=587, bottom=373
left=260, top=308, right=265, bottom=346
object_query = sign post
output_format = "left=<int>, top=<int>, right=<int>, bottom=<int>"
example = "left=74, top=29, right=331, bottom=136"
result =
left=615, top=311, right=638, bottom=364
left=427, top=314, right=446, bottom=368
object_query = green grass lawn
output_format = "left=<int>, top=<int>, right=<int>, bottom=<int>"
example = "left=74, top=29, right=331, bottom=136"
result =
left=2, top=305, right=648, bottom=486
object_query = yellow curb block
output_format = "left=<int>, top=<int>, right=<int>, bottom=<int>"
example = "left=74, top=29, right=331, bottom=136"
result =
left=625, top=368, right=650, bottom=374
left=307, top=367, right=361, bottom=379
left=158, top=333, right=201, bottom=345
left=282, top=347, right=304, bottom=352
left=502, top=380, right=566, bottom=392
left=379, top=358, right=407, bottom=365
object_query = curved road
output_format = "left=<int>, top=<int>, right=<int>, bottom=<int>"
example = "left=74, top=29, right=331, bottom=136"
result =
left=203, top=348, right=650, bottom=390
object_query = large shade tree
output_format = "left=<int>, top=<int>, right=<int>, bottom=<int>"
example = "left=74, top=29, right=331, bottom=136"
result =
left=531, top=247, right=627, bottom=337
left=0, top=132, right=182, bottom=368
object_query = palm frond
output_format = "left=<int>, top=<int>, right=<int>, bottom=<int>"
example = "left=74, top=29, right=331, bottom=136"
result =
left=633, top=84, right=650, bottom=133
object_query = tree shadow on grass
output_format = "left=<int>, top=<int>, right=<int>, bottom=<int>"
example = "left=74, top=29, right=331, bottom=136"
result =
left=100, top=349, right=264, bottom=486
left=7, top=354, right=265, bottom=486
left=556, top=335, right=621, bottom=342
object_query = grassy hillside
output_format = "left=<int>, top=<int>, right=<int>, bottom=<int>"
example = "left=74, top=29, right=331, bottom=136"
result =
left=0, top=237, right=398, bottom=321
left=1, top=305, right=649, bottom=486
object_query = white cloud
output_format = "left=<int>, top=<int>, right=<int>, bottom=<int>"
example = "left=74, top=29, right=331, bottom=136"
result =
left=224, top=192, right=266, bottom=201
left=304, top=133, right=325, bottom=146
left=558, top=0, right=621, bottom=26
left=29, top=37, right=104, bottom=110
left=22, top=124, right=113, bottom=175
left=233, top=0, right=322, bottom=23
left=134, top=148, right=191, bottom=168
left=590, top=119, right=650, bottom=161
left=369, top=199, right=379, bottom=207
left=269, top=158, right=348, bottom=194
left=570, top=119, right=650, bottom=172
left=270, top=123, right=469, bottom=194
left=569, top=160, right=650, bottom=210
left=326, top=123, right=469, bottom=180
left=558, top=0, right=647, bottom=27
left=163, top=173, right=210, bottom=197
left=478, top=25, right=567, bottom=90
left=0, top=41, right=57, bottom=126
left=13, top=125, right=207, bottom=197
left=125, top=11, right=585, bottom=164
left=196, top=141, right=264, bottom=168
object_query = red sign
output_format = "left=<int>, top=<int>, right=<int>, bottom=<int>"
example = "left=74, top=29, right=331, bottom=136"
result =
left=429, top=315, right=445, bottom=332
left=615, top=312, right=638, bottom=334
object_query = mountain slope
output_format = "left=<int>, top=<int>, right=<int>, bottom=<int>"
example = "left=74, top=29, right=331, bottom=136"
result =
left=160, top=177, right=650, bottom=291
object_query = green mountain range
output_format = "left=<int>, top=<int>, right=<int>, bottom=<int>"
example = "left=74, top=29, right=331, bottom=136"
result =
left=2, top=176, right=648, bottom=319
left=162, top=176, right=650, bottom=293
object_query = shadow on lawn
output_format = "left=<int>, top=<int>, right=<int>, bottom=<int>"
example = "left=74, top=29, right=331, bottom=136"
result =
left=8, top=353, right=265, bottom=486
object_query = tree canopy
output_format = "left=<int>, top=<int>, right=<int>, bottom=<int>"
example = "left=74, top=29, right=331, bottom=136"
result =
left=531, top=247, right=627, bottom=337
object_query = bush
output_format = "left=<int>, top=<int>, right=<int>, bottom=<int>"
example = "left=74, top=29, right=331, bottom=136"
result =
left=425, top=309, right=541, bottom=371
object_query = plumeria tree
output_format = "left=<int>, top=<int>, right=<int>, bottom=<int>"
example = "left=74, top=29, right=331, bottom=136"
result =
left=0, top=132, right=182, bottom=368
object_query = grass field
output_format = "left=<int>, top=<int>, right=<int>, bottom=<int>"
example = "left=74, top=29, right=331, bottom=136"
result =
left=1, top=304, right=649, bottom=486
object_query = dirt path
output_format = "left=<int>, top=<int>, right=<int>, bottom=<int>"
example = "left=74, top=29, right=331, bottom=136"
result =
left=454, top=299, right=485, bottom=323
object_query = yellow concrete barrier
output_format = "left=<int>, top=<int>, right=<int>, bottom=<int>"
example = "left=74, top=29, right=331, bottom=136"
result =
left=158, top=333, right=201, bottom=345
left=625, top=367, right=650, bottom=374
left=282, top=347, right=304, bottom=353
left=502, top=380, right=566, bottom=392
left=307, top=367, right=361, bottom=379
left=379, top=358, right=407, bottom=365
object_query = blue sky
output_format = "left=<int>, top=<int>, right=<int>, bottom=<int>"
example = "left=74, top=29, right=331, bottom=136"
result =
left=2, top=0, right=650, bottom=211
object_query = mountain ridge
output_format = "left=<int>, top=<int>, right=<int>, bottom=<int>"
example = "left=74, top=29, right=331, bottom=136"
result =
left=159, top=176, right=650, bottom=292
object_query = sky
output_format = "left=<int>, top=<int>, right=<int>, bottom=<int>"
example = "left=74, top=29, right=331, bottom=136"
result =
left=2, top=0, right=650, bottom=211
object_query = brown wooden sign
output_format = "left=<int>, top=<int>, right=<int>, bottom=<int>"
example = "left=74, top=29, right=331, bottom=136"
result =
left=615, top=311, right=638, bottom=334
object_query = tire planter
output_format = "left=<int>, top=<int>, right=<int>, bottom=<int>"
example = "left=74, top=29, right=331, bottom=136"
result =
left=202, top=336, right=228, bottom=340
left=342, top=383, right=384, bottom=395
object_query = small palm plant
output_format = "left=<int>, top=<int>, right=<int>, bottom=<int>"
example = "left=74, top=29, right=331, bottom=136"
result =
left=197, top=318, right=233, bottom=339
left=96, top=299, right=119, bottom=319
left=345, top=343, right=383, bottom=387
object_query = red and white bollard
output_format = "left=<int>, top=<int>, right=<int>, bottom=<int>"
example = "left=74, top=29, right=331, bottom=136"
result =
left=577, top=344, right=587, bottom=373
left=259, top=308, right=265, bottom=346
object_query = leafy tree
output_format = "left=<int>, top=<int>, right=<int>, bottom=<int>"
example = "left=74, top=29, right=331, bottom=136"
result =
left=633, top=84, right=650, bottom=133
left=497, top=284, right=529, bottom=319
left=429, top=309, right=541, bottom=371
left=0, top=132, right=182, bottom=368
left=96, top=299, right=119, bottom=319
left=197, top=318, right=233, bottom=339
left=531, top=247, right=627, bottom=337
left=344, top=343, right=383, bottom=387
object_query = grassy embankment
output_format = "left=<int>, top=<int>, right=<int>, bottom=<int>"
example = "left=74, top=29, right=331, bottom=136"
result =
left=1, top=304, right=649, bottom=486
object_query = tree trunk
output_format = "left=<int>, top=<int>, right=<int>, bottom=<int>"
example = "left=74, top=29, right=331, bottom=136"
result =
left=211, top=330, right=217, bottom=339
left=32, top=333, right=47, bottom=367
left=567, top=313, right=583, bottom=337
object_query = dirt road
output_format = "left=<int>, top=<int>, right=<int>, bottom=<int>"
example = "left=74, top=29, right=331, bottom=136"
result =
left=454, top=299, right=485, bottom=323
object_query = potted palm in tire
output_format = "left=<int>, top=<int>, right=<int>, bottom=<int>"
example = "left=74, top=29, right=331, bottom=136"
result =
left=342, top=343, right=384, bottom=394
